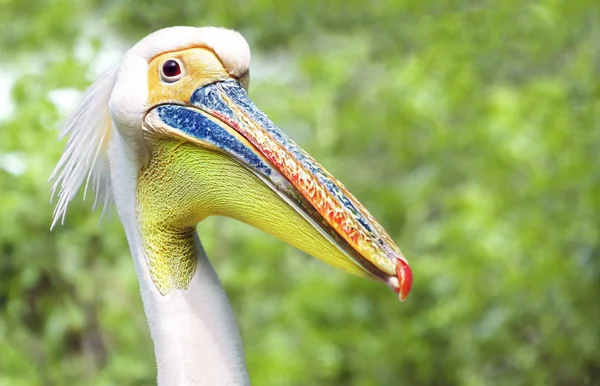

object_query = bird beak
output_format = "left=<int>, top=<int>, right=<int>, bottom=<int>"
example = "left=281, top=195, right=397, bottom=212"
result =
left=143, top=80, right=412, bottom=301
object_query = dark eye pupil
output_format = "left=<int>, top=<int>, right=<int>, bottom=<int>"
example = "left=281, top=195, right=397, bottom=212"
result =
left=162, top=60, right=181, bottom=77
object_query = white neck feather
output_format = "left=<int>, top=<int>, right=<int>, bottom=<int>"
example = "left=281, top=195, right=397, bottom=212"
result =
left=108, top=128, right=250, bottom=385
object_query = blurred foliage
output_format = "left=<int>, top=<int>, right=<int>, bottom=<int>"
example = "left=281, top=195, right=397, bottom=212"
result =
left=1, top=1, right=599, bottom=385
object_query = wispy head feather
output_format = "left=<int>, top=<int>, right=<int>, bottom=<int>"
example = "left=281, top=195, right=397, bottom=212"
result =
left=49, top=68, right=118, bottom=229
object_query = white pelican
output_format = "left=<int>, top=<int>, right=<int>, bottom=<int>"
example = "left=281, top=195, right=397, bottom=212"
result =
left=50, top=26, right=412, bottom=385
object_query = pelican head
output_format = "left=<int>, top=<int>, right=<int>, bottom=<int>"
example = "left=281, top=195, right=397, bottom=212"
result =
left=52, top=26, right=411, bottom=299
left=51, top=25, right=412, bottom=384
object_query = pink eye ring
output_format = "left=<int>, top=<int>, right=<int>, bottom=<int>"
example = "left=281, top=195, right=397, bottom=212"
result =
left=160, top=59, right=183, bottom=82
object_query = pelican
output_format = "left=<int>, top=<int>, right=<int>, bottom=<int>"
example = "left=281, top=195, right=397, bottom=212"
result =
left=50, top=26, right=412, bottom=385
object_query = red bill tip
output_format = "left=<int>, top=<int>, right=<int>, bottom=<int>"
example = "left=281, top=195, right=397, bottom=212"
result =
left=395, top=259, right=413, bottom=301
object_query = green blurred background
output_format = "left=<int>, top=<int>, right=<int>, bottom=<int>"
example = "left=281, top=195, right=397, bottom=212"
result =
left=1, top=1, right=599, bottom=385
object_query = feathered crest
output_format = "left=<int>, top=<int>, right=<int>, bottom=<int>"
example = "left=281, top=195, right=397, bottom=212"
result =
left=49, top=26, right=253, bottom=229
left=49, top=67, right=119, bottom=229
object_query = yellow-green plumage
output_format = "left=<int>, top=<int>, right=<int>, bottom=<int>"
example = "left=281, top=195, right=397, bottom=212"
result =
left=137, top=139, right=369, bottom=294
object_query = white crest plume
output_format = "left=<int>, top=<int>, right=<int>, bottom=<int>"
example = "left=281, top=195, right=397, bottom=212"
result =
left=49, top=68, right=118, bottom=228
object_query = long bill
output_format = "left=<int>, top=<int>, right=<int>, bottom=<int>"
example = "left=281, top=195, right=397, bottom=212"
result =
left=143, top=80, right=412, bottom=301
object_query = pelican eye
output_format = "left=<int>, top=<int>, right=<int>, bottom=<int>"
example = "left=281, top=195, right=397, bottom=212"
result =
left=160, top=59, right=183, bottom=82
